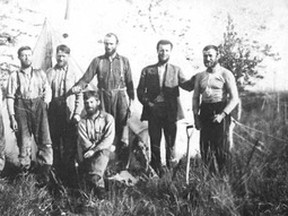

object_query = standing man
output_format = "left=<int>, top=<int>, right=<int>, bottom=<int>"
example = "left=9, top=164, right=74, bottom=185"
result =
left=6, top=46, right=53, bottom=185
left=137, top=40, right=193, bottom=176
left=193, top=45, right=239, bottom=174
left=0, top=89, right=5, bottom=175
left=46, top=44, right=83, bottom=186
left=72, top=33, right=134, bottom=169
left=77, top=90, right=115, bottom=199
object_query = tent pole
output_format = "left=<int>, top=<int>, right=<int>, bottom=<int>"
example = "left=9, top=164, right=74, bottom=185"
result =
left=64, top=0, right=71, bottom=20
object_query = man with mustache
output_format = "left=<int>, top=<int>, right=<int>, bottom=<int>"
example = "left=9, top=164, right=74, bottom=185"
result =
left=137, top=40, right=193, bottom=176
left=6, top=46, right=53, bottom=186
left=77, top=90, right=115, bottom=199
left=193, top=45, right=239, bottom=174
left=72, top=33, right=134, bottom=170
left=46, top=44, right=83, bottom=187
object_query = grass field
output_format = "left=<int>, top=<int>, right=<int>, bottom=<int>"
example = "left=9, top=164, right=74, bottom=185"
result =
left=0, top=91, right=288, bottom=216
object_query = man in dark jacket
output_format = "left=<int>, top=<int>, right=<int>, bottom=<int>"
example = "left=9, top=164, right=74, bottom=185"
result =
left=137, top=40, right=193, bottom=176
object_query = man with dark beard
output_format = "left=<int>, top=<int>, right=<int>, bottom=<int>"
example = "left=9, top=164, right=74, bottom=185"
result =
left=193, top=45, right=239, bottom=175
left=72, top=33, right=134, bottom=170
left=77, top=90, right=115, bottom=199
left=6, top=46, right=53, bottom=185
left=137, top=40, right=193, bottom=176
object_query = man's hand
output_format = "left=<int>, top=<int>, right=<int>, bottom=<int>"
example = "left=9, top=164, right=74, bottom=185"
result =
left=9, top=115, right=18, bottom=132
left=194, top=115, right=201, bottom=130
left=147, top=101, right=154, bottom=108
left=83, top=149, right=95, bottom=159
left=46, top=102, right=49, bottom=110
left=212, top=112, right=226, bottom=123
left=71, top=86, right=82, bottom=94
left=72, top=114, right=81, bottom=124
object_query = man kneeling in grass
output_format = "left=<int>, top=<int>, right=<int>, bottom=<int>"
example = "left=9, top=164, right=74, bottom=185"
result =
left=77, top=90, right=115, bottom=199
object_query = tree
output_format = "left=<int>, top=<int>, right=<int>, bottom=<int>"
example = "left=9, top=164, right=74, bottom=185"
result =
left=218, top=14, right=280, bottom=92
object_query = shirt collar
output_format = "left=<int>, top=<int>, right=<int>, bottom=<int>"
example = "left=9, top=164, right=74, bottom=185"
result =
left=20, top=66, right=33, bottom=75
left=54, top=64, right=68, bottom=71
left=104, top=52, right=120, bottom=60
left=87, top=110, right=104, bottom=121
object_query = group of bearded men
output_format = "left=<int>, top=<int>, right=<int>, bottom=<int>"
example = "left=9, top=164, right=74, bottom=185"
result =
left=0, top=32, right=239, bottom=198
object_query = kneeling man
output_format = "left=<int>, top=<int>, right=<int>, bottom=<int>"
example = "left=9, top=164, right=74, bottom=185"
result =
left=77, top=90, right=115, bottom=197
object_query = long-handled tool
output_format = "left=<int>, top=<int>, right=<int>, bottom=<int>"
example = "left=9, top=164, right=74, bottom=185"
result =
left=185, top=125, right=194, bottom=185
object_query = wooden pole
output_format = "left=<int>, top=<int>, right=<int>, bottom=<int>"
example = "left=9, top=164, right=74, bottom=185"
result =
left=64, top=0, right=71, bottom=20
left=185, top=125, right=194, bottom=185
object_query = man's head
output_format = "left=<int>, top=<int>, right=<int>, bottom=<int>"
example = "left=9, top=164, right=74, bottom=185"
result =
left=56, top=44, right=70, bottom=68
left=17, top=46, right=33, bottom=69
left=202, top=45, right=219, bottom=69
left=83, top=90, right=101, bottom=115
left=157, top=40, right=173, bottom=65
left=104, top=33, right=119, bottom=57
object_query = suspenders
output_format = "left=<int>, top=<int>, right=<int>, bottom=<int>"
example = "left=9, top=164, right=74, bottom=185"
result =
left=98, top=56, right=125, bottom=90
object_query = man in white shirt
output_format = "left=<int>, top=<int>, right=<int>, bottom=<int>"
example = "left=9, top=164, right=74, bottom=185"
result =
left=193, top=45, right=239, bottom=174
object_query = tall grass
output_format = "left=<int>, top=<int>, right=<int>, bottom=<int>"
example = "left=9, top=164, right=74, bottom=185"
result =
left=1, top=92, right=288, bottom=215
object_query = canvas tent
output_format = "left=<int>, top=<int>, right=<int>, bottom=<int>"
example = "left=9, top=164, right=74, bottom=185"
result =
left=3, top=18, right=87, bottom=168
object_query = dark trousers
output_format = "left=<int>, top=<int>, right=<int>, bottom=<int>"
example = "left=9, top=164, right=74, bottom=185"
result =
left=80, top=149, right=110, bottom=189
left=15, top=98, right=53, bottom=168
left=148, top=103, right=177, bottom=173
left=0, top=114, right=5, bottom=171
left=102, top=90, right=129, bottom=166
left=200, top=102, right=231, bottom=174
left=48, top=99, right=77, bottom=186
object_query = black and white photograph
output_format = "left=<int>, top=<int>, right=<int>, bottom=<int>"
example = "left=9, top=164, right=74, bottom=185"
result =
left=0, top=0, right=287, bottom=215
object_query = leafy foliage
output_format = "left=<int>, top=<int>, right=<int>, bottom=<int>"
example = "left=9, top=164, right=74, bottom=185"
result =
left=218, top=14, right=280, bottom=92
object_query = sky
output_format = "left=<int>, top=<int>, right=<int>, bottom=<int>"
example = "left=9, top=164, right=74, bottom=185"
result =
left=8, top=0, right=288, bottom=92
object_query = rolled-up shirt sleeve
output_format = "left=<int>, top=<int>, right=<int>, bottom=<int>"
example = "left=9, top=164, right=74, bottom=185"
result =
left=41, top=70, right=52, bottom=104
left=6, top=72, right=18, bottom=99
left=6, top=72, right=18, bottom=116
left=75, top=58, right=99, bottom=90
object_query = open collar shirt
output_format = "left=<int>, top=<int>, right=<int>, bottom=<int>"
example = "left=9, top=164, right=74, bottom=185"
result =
left=6, top=67, right=51, bottom=103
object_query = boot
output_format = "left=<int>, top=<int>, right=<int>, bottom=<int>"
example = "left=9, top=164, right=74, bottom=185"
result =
left=36, top=164, right=51, bottom=188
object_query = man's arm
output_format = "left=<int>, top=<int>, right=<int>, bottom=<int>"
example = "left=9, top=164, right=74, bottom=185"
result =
left=178, top=68, right=196, bottom=92
left=223, top=70, right=239, bottom=115
left=124, top=58, right=135, bottom=101
left=192, top=74, right=201, bottom=130
left=71, top=70, right=84, bottom=122
left=6, top=72, right=18, bottom=131
left=41, top=70, right=52, bottom=105
left=72, top=92, right=83, bottom=120
left=72, top=58, right=98, bottom=93
left=137, top=68, right=148, bottom=105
